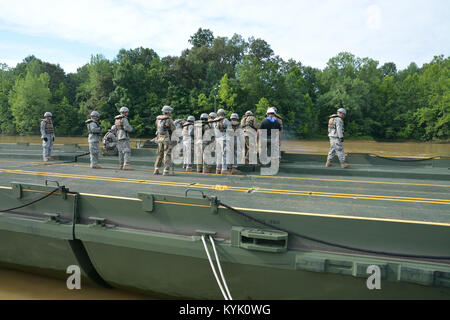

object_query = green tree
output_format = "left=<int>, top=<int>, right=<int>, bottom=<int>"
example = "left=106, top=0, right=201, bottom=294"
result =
left=78, top=55, right=115, bottom=120
left=189, top=28, right=214, bottom=48
left=217, top=74, right=237, bottom=113
left=9, top=68, right=51, bottom=134
left=255, top=97, right=270, bottom=119
left=414, top=56, right=450, bottom=140
left=0, top=63, right=16, bottom=134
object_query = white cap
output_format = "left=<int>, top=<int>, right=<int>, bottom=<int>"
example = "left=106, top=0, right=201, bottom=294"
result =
left=266, top=107, right=276, bottom=114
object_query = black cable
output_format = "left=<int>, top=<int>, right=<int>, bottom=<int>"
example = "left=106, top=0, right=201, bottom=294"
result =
left=73, top=152, right=91, bottom=163
left=0, top=187, right=60, bottom=213
left=209, top=196, right=450, bottom=261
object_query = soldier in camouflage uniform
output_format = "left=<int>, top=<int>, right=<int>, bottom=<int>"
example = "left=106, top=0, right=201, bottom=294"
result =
left=195, top=113, right=210, bottom=173
left=40, top=112, right=55, bottom=162
left=86, top=111, right=102, bottom=168
left=273, top=107, right=283, bottom=133
left=326, top=108, right=350, bottom=169
left=102, top=125, right=118, bottom=156
left=115, top=107, right=133, bottom=170
left=182, top=116, right=195, bottom=172
left=273, top=107, right=283, bottom=159
left=240, top=110, right=258, bottom=165
left=230, top=113, right=243, bottom=174
left=154, top=105, right=176, bottom=176
left=213, top=109, right=231, bottom=175
left=201, top=112, right=217, bottom=173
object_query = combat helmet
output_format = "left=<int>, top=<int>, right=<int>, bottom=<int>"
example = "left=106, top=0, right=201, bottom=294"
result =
left=245, top=111, right=253, bottom=116
left=337, top=108, right=347, bottom=115
left=90, top=111, right=100, bottom=118
left=187, top=115, right=195, bottom=122
left=230, top=113, right=239, bottom=120
left=162, top=105, right=173, bottom=114
left=44, top=112, right=52, bottom=118
left=200, top=113, right=209, bottom=120
left=119, top=107, right=129, bottom=113
left=217, top=109, right=226, bottom=116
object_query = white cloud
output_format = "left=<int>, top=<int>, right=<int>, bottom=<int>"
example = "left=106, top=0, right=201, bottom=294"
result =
left=0, top=0, right=448, bottom=71
left=366, top=4, right=382, bottom=30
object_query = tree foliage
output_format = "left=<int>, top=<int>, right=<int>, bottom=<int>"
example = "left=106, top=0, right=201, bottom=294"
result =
left=0, top=31, right=448, bottom=141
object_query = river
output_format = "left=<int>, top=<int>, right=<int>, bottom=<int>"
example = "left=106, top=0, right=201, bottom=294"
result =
left=0, top=136, right=449, bottom=299
left=0, top=268, right=149, bottom=300
left=1, top=136, right=449, bottom=157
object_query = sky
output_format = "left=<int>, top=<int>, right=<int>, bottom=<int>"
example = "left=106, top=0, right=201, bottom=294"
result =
left=0, top=0, right=448, bottom=73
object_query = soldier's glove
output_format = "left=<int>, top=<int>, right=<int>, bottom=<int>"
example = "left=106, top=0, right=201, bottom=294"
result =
left=43, top=137, right=48, bottom=142
left=339, top=138, right=344, bottom=143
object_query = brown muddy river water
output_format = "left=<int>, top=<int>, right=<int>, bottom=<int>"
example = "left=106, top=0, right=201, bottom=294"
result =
left=1, top=135, right=449, bottom=157
left=0, top=268, right=148, bottom=300
left=0, top=136, right=448, bottom=299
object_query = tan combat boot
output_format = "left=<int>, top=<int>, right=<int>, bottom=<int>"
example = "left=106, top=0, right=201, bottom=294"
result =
left=215, top=169, right=221, bottom=175
left=163, top=171, right=172, bottom=176
left=91, top=165, right=102, bottom=169
left=221, top=170, right=231, bottom=175
left=231, top=168, right=242, bottom=175
left=122, top=165, right=133, bottom=171
left=341, top=162, right=351, bottom=169
left=326, top=161, right=333, bottom=167
left=153, top=169, right=160, bottom=175
left=203, top=167, right=211, bottom=174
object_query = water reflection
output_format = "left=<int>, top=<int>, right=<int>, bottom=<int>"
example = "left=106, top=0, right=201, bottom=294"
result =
left=0, top=267, right=149, bottom=300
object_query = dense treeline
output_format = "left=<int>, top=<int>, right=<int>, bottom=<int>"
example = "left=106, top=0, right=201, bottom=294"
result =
left=0, top=28, right=448, bottom=141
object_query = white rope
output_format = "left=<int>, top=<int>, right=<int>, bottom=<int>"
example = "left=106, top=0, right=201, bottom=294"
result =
left=209, top=235, right=233, bottom=300
left=201, top=235, right=228, bottom=300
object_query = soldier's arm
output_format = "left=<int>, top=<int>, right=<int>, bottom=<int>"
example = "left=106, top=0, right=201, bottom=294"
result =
left=110, top=140, right=117, bottom=148
left=40, top=121, right=46, bottom=138
left=90, top=122, right=101, bottom=134
left=123, top=118, right=133, bottom=133
left=224, top=119, right=232, bottom=129
left=170, top=120, right=176, bottom=133
left=253, top=118, right=259, bottom=130
left=336, top=119, right=344, bottom=139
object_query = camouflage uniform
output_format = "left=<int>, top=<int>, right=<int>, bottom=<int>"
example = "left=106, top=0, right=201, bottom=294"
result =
left=40, top=115, right=55, bottom=161
left=182, top=120, right=195, bottom=170
left=154, top=114, right=176, bottom=175
left=327, top=115, right=346, bottom=163
left=195, top=116, right=211, bottom=173
left=241, top=113, right=258, bottom=164
left=102, top=129, right=118, bottom=156
left=230, top=115, right=244, bottom=173
left=86, top=117, right=102, bottom=168
left=115, top=114, right=133, bottom=169
left=213, top=114, right=231, bottom=174
left=201, top=113, right=217, bottom=173
left=275, top=114, right=283, bottom=131
left=275, top=113, right=283, bottom=158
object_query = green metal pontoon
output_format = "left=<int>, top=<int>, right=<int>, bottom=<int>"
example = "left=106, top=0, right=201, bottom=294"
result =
left=0, top=142, right=449, bottom=299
